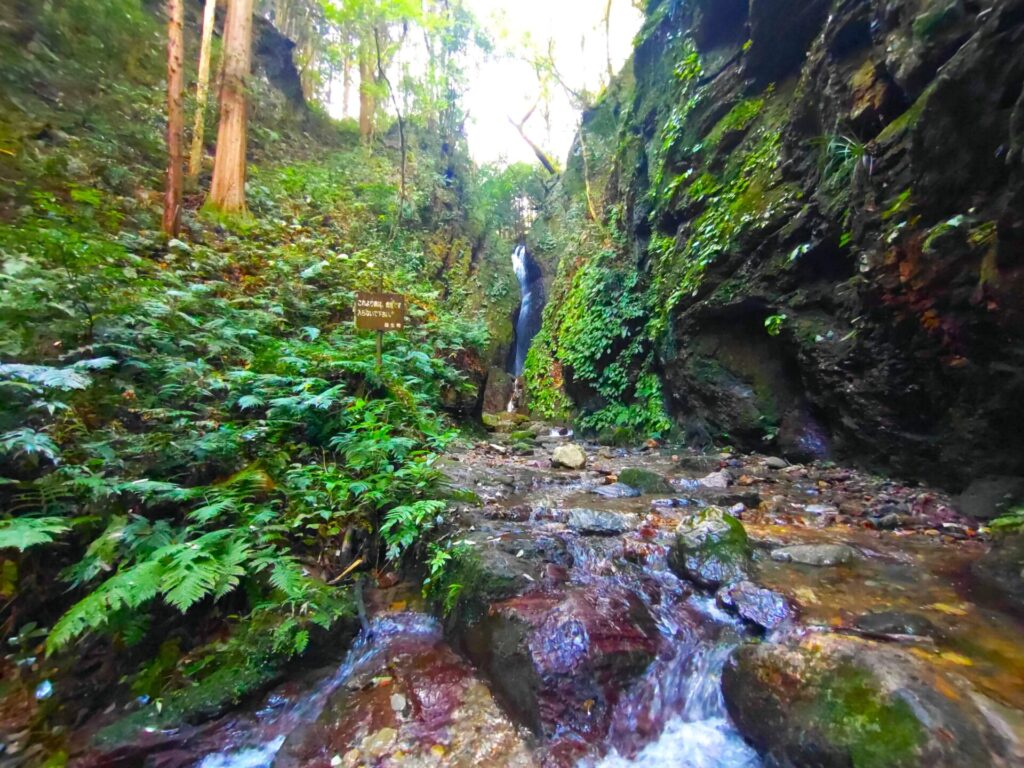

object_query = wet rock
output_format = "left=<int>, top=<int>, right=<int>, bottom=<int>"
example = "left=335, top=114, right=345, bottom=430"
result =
left=777, top=407, right=832, bottom=463
left=274, top=615, right=535, bottom=768
left=867, top=512, right=904, bottom=530
left=674, top=454, right=723, bottom=473
left=552, top=443, right=587, bottom=470
left=722, top=634, right=1014, bottom=767
left=764, top=456, right=789, bottom=470
left=459, top=585, right=658, bottom=743
left=668, top=507, right=751, bottom=589
left=770, top=543, right=856, bottom=567
left=803, top=504, right=840, bottom=517
left=969, top=534, right=1024, bottom=618
left=716, top=581, right=796, bottom=632
left=957, top=476, right=1024, bottom=520
left=616, top=468, right=674, bottom=494
left=854, top=610, right=937, bottom=638
left=591, top=482, right=642, bottom=499
left=698, top=470, right=731, bottom=489
left=566, top=508, right=639, bottom=535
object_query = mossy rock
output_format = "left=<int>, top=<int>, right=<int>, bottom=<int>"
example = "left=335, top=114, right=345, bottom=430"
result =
left=722, top=634, right=1012, bottom=767
left=668, top=507, right=750, bottom=589
left=597, top=426, right=637, bottom=446
left=481, top=413, right=517, bottom=433
left=93, top=662, right=281, bottom=751
left=617, top=468, right=674, bottom=494
left=508, top=430, right=537, bottom=443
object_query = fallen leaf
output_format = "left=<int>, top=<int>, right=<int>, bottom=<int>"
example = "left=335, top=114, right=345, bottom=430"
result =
left=927, top=602, right=968, bottom=616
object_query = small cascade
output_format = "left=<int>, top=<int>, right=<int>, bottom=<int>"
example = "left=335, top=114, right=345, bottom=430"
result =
left=195, top=614, right=441, bottom=768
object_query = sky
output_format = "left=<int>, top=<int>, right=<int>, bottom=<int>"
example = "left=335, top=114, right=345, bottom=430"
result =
left=461, top=0, right=644, bottom=166
left=327, top=1, right=645, bottom=167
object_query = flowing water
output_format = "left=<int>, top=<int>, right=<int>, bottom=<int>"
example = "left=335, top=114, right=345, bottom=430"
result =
left=510, top=245, right=542, bottom=376
left=90, top=442, right=1024, bottom=767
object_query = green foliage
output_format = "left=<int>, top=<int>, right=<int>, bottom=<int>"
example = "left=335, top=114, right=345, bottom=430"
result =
left=764, top=314, right=787, bottom=337
left=0, top=45, right=486, bottom=716
left=702, top=95, right=767, bottom=149
left=991, top=506, right=1024, bottom=531
left=527, top=236, right=669, bottom=436
left=651, top=128, right=787, bottom=332
left=0, top=517, right=71, bottom=552
left=816, top=133, right=868, bottom=190
left=673, top=41, right=703, bottom=83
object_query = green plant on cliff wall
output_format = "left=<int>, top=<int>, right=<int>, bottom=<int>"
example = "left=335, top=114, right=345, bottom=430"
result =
left=528, top=245, right=669, bottom=436
left=650, top=128, right=786, bottom=333
left=522, top=325, right=571, bottom=421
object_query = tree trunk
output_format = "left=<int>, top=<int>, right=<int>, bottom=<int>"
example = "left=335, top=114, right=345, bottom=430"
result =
left=207, top=0, right=254, bottom=214
left=358, top=36, right=375, bottom=143
left=187, top=0, right=217, bottom=181
left=162, top=0, right=185, bottom=236
left=342, top=54, right=352, bottom=117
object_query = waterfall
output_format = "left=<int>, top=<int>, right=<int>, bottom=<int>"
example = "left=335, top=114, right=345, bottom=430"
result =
left=511, top=244, right=542, bottom=376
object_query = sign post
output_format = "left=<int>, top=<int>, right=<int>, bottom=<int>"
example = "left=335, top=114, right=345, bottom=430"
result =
left=354, top=291, right=405, bottom=369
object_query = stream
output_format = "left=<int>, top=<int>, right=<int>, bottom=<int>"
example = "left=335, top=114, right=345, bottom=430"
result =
left=77, top=429, right=1024, bottom=767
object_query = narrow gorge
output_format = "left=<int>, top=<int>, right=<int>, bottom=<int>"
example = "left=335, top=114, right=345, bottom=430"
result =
left=0, top=1, right=1023, bottom=767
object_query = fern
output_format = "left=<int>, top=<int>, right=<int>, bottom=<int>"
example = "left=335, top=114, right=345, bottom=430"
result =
left=0, top=517, right=71, bottom=551
left=380, top=500, right=446, bottom=560
left=48, top=559, right=165, bottom=652
left=0, top=363, right=92, bottom=390
left=0, top=428, right=60, bottom=463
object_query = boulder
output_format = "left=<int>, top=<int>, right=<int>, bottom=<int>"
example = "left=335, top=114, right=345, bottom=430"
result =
left=716, top=581, right=796, bottom=632
left=591, top=482, right=642, bottom=499
left=969, top=534, right=1024, bottom=618
left=771, top=543, right=856, bottom=566
left=274, top=615, right=534, bottom=768
left=566, top=508, right=639, bottom=535
left=481, top=367, right=516, bottom=414
left=722, top=634, right=1015, bottom=767
left=616, top=468, right=674, bottom=494
left=552, top=443, right=587, bottom=470
left=957, top=476, right=1024, bottom=521
left=854, top=611, right=937, bottom=638
left=458, top=585, right=658, bottom=743
left=697, top=470, right=731, bottom=489
left=668, top=507, right=751, bottom=589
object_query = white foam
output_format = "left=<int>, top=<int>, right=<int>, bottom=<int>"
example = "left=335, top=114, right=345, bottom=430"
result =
left=197, top=734, right=286, bottom=768
left=593, top=717, right=759, bottom=768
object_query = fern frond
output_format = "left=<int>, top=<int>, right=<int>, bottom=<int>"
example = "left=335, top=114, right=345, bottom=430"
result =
left=0, top=517, right=71, bottom=551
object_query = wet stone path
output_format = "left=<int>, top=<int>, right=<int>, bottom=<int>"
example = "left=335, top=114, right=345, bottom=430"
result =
left=91, top=429, right=1024, bottom=768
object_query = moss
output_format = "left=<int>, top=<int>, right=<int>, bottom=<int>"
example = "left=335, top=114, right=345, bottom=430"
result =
left=618, top=468, right=674, bottom=494
left=702, top=95, right=767, bottom=150
left=811, top=662, right=925, bottom=767
left=876, top=83, right=935, bottom=144
left=94, top=662, right=281, bottom=748
left=508, top=430, right=536, bottom=443
left=912, top=2, right=963, bottom=40
left=679, top=508, right=750, bottom=559
left=597, top=426, right=637, bottom=446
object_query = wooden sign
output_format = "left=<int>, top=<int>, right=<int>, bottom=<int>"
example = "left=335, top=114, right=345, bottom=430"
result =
left=355, top=292, right=405, bottom=331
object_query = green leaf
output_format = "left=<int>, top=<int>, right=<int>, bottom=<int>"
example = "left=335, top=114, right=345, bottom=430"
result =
left=0, top=517, right=71, bottom=551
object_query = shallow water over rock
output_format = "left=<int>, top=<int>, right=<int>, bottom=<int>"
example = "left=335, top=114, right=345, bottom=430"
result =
left=117, top=438, right=1024, bottom=767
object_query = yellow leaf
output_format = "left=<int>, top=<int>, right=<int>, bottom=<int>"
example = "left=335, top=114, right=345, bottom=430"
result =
left=938, top=651, right=973, bottom=666
left=794, top=587, right=818, bottom=604
left=927, top=602, right=968, bottom=616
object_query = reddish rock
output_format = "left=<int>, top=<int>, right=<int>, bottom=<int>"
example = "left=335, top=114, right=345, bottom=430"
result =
left=459, top=585, right=659, bottom=745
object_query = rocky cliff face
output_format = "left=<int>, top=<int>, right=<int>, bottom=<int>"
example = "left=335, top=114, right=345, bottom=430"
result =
left=530, top=0, right=1024, bottom=488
